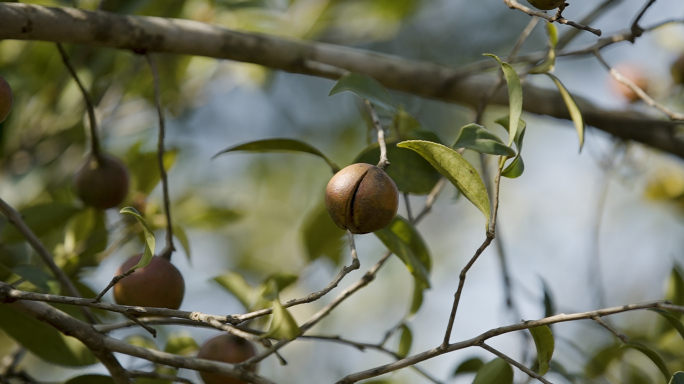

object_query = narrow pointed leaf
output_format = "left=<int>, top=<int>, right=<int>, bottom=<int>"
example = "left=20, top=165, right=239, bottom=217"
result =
left=528, top=324, right=554, bottom=375
left=397, top=140, right=490, bottom=226
left=0, top=304, right=97, bottom=366
left=119, top=207, right=155, bottom=270
left=262, top=300, right=302, bottom=341
left=213, top=271, right=254, bottom=310
left=530, top=22, right=558, bottom=74
left=623, top=342, right=670, bottom=381
left=495, top=116, right=527, bottom=179
left=301, top=201, right=346, bottom=265
left=375, top=216, right=431, bottom=287
left=649, top=309, right=684, bottom=342
left=545, top=73, right=585, bottom=151
left=212, top=138, right=339, bottom=173
left=329, top=73, right=397, bottom=113
left=473, top=358, right=513, bottom=384
left=484, top=54, right=522, bottom=147
left=397, top=324, right=412, bottom=359
left=172, top=224, right=191, bottom=260
left=453, top=124, right=516, bottom=157
left=454, top=357, right=485, bottom=376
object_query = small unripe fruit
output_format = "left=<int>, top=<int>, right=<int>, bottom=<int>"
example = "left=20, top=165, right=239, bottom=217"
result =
left=113, top=254, right=185, bottom=310
left=0, top=76, right=13, bottom=124
left=325, top=163, right=399, bottom=234
left=73, top=153, right=130, bottom=209
left=671, top=53, right=684, bottom=85
left=197, top=334, right=257, bottom=384
left=526, top=0, right=566, bottom=10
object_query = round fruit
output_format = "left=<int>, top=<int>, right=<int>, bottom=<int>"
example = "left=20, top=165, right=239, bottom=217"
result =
left=671, top=53, right=684, bottom=85
left=526, top=0, right=565, bottom=10
left=608, top=63, right=649, bottom=103
left=0, top=76, right=13, bottom=124
left=197, top=334, right=257, bottom=384
left=325, top=163, right=399, bottom=234
left=113, top=254, right=185, bottom=310
left=73, top=153, right=130, bottom=209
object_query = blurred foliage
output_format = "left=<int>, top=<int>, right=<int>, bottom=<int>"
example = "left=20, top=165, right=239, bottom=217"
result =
left=1, top=1, right=684, bottom=383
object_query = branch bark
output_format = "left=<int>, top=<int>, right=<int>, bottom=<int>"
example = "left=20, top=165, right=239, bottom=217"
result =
left=0, top=3, right=682, bottom=158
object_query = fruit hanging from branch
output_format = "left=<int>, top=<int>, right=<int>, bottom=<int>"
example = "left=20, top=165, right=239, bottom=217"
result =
left=113, top=254, right=185, bottom=310
left=197, top=334, right=258, bottom=384
left=325, top=163, right=399, bottom=234
left=73, top=153, right=130, bottom=210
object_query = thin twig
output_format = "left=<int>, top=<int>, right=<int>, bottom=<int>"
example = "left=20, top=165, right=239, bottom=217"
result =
left=591, top=315, right=630, bottom=343
left=557, top=0, right=622, bottom=49
left=56, top=43, right=101, bottom=159
left=301, top=335, right=443, bottom=384
left=480, top=343, right=553, bottom=384
left=365, top=100, right=389, bottom=169
left=335, top=300, right=681, bottom=383
left=145, top=53, right=175, bottom=260
left=502, top=0, right=602, bottom=36
left=594, top=50, right=684, bottom=121
left=240, top=250, right=394, bottom=366
left=0, top=197, right=98, bottom=324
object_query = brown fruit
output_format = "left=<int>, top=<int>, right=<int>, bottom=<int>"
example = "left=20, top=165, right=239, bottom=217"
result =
left=526, top=0, right=565, bottom=10
left=608, top=63, right=649, bottom=103
left=325, top=163, right=399, bottom=234
left=113, top=254, right=185, bottom=310
left=73, top=153, right=130, bottom=209
left=671, top=53, right=684, bottom=85
left=0, top=76, right=13, bottom=124
left=197, top=334, right=257, bottom=384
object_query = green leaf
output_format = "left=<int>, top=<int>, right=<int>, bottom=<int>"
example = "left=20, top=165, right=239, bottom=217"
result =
left=354, top=137, right=443, bottom=195
left=452, top=123, right=516, bottom=157
left=0, top=203, right=80, bottom=243
left=212, top=138, right=339, bottom=173
left=540, top=278, right=556, bottom=319
left=65, top=375, right=115, bottom=384
left=484, top=54, right=523, bottom=147
left=125, top=143, right=179, bottom=196
left=397, top=140, right=491, bottom=226
left=409, top=280, right=427, bottom=316
left=172, top=224, right=191, bottom=260
left=397, top=324, right=412, bottom=359
left=670, top=372, right=684, bottom=384
left=623, top=342, right=670, bottom=381
left=11, top=265, right=59, bottom=295
left=495, top=116, right=527, bottom=179
left=454, top=357, right=485, bottom=375
left=530, top=22, right=558, bottom=74
left=649, top=309, right=684, bottom=342
left=329, top=72, right=397, bottom=113
left=119, top=207, right=156, bottom=270
left=473, top=358, right=513, bottom=384
left=213, top=271, right=254, bottom=310
left=544, top=73, right=585, bottom=151
left=126, top=334, right=158, bottom=350
left=301, top=201, right=346, bottom=265
left=164, top=334, right=199, bottom=356
left=259, top=273, right=298, bottom=301
left=585, top=344, right=622, bottom=377
left=262, top=300, right=302, bottom=341
left=0, top=304, right=98, bottom=366
left=528, top=324, right=554, bottom=375
left=666, top=265, right=684, bottom=306
left=375, top=216, right=431, bottom=287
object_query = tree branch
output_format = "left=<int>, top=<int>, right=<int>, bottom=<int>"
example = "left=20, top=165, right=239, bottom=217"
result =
left=0, top=4, right=682, bottom=158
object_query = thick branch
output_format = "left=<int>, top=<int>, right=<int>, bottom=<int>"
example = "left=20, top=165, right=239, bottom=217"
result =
left=0, top=3, right=682, bottom=158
